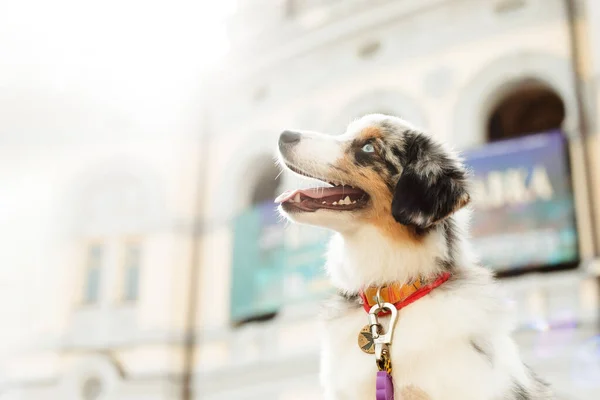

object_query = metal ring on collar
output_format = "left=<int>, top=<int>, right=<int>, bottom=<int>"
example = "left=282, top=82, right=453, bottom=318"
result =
left=376, top=287, right=383, bottom=308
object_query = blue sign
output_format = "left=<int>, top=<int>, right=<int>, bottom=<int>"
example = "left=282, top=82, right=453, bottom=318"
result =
left=230, top=201, right=330, bottom=322
left=464, top=131, right=578, bottom=272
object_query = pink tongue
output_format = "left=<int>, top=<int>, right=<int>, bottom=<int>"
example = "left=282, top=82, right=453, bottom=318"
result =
left=275, top=186, right=364, bottom=203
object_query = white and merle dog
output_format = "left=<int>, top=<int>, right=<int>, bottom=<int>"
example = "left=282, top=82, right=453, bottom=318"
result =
left=276, top=114, right=553, bottom=400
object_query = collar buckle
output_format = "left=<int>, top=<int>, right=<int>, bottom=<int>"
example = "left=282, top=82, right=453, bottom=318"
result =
left=367, top=300, right=398, bottom=362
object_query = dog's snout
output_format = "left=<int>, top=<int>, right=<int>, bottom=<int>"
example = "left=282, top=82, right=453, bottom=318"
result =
left=279, top=130, right=301, bottom=147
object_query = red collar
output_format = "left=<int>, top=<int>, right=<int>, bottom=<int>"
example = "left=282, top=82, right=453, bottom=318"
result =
left=359, top=272, right=452, bottom=314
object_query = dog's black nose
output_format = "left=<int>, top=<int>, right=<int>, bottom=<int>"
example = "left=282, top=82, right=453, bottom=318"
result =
left=279, top=130, right=301, bottom=147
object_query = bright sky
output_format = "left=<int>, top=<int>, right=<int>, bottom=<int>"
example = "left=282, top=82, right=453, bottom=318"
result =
left=0, top=0, right=237, bottom=376
left=0, top=0, right=235, bottom=74
left=0, top=0, right=237, bottom=142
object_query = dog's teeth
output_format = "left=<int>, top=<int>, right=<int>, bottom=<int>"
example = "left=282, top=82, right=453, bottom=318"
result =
left=333, top=201, right=338, bottom=205
left=294, top=193, right=301, bottom=203
left=337, top=196, right=349, bottom=205
left=352, top=200, right=357, bottom=204
left=322, top=201, right=326, bottom=204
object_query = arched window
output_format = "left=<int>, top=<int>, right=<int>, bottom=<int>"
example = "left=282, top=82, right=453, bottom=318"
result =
left=487, top=80, right=565, bottom=142
left=250, top=160, right=281, bottom=206
left=232, top=156, right=282, bottom=325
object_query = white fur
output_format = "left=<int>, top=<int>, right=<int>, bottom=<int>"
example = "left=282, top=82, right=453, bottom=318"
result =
left=281, top=129, right=345, bottom=180
left=325, top=224, right=448, bottom=292
left=319, top=219, right=529, bottom=400
left=344, top=113, right=417, bottom=138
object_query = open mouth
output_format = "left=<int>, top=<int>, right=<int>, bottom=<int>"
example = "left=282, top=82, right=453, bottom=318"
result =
left=275, top=172, right=370, bottom=213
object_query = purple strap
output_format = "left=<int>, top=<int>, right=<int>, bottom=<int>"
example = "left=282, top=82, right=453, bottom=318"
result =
left=376, top=371, right=394, bottom=400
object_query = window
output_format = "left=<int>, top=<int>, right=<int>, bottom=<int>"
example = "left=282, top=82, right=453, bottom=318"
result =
left=122, top=242, right=141, bottom=302
left=250, top=160, right=281, bottom=206
left=83, top=245, right=103, bottom=304
left=233, top=158, right=282, bottom=324
left=81, top=376, right=103, bottom=400
left=487, top=80, right=565, bottom=142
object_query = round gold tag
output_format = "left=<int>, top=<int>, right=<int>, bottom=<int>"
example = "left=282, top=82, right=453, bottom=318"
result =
left=358, top=325, right=375, bottom=354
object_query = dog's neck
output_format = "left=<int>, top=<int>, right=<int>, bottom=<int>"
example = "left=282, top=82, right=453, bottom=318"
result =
left=325, top=219, right=465, bottom=294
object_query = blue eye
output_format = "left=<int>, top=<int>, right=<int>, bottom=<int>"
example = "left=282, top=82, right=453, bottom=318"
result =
left=362, top=143, right=375, bottom=153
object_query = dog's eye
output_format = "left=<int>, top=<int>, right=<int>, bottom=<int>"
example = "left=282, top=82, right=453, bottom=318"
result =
left=361, top=143, right=375, bottom=153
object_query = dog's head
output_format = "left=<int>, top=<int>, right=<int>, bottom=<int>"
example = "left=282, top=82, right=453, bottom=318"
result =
left=276, top=114, right=470, bottom=237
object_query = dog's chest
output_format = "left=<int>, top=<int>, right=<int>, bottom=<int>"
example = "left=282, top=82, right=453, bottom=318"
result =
left=320, top=301, right=499, bottom=400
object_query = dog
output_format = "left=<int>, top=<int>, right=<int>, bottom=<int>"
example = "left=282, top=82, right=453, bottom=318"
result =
left=276, top=114, right=553, bottom=400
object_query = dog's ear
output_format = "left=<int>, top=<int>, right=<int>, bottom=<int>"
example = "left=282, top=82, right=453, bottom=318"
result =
left=391, top=132, right=470, bottom=228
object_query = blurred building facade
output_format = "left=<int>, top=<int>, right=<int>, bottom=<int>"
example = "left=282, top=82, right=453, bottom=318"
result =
left=0, top=114, right=205, bottom=398
left=3, top=0, right=600, bottom=399
left=201, top=0, right=600, bottom=399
